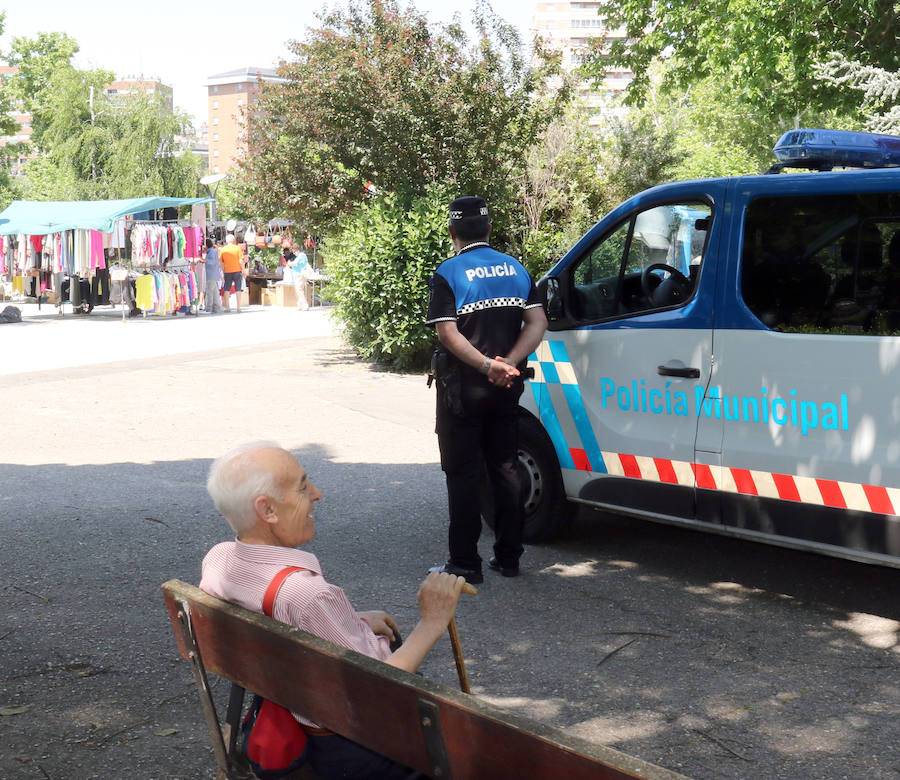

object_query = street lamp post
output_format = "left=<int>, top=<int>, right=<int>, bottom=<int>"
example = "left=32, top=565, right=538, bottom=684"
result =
left=199, top=173, right=227, bottom=228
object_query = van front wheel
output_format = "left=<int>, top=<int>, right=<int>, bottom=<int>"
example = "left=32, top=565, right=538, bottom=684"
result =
left=481, top=415, right=572, bottom=544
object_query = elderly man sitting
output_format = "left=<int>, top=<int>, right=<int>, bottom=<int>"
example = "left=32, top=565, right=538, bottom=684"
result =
left=200, top=441, right=465, bottom=779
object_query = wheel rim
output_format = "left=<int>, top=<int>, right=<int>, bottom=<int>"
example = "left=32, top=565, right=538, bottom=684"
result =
left=517, top=449, right=543, bottom=515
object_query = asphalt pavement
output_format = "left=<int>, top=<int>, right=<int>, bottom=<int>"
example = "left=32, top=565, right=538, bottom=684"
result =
left=0, top=301, right=898, bottom=779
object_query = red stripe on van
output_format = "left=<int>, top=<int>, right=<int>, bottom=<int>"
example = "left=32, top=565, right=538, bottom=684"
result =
left=619, top=454, right=641, bottom=479
left=691, top=463, right=717, bottom=490
left=862, top=484, right=894, bottom=515
left=654, top=458, right=678, bottom=484
left=730, top=468, right=758, bottom=495
left=772, top=473, right=801, bottom=501
left=816, top=479, right=846, bottom=509
left=569, top=448, right=592, bottom=472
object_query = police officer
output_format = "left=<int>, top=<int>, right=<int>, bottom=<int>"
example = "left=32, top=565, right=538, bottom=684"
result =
left=426, top=196, right=548, bottom=583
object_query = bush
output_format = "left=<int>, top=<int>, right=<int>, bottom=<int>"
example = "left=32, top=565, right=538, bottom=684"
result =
left=325, top=187, right=453, bottom=370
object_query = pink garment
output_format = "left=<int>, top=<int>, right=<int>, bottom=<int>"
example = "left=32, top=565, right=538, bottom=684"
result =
left=90, top=231, right=105, bottom=270
left=183, top=226, right=201, bottom=259
left=181, top=227, right=194, bottom=259
left=200, top=540, right=392, bottom=727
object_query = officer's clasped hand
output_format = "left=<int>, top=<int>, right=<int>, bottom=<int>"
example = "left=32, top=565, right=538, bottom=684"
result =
left=488, top=356, right=520, bottom=388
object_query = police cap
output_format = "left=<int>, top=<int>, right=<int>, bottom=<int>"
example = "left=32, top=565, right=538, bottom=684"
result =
left=448, top=196, right=489, bottom=221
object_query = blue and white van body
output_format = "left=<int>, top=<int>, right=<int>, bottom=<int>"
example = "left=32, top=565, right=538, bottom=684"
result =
left=517, top=130, right=900, bottom=567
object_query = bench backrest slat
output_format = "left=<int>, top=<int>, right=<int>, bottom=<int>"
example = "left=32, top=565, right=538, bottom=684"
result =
left=162, top=580, right=687, bottom=780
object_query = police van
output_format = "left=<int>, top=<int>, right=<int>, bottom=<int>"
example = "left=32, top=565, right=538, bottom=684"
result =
left=511, top=129, right=900, bottom=568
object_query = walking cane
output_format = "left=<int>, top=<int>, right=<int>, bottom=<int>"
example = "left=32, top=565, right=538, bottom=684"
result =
left=449, top=583, right=478, bottom=694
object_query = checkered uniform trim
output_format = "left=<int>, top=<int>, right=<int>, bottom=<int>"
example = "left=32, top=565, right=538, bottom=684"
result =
left=457, top=297, right=527, bottom=316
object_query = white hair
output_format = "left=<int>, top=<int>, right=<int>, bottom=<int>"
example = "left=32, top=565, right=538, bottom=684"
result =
left=225, top=233, right=236, bottom=244
left=206, top=441, right=285, bottom=533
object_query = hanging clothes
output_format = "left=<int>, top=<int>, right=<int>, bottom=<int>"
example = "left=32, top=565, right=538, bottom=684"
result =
left=90, top=230, right=105, bottom=270
left=133, top=269, right=199, bottom=314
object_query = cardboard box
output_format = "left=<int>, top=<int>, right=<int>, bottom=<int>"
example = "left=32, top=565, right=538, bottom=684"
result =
left=275, top=284, right=298, bottom=308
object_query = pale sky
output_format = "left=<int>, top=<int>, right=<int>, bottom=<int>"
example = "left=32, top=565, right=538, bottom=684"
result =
left=0, top=1, right=536, bottom=125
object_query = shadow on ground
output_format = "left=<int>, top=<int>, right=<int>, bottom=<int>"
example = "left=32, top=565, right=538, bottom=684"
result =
left=1, top=451, right=897, bottom=779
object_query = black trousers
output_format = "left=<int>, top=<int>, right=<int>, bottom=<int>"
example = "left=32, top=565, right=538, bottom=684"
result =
left=306, top=734, right=421, bottom=779
left=436, top=377, right=524, bottom=570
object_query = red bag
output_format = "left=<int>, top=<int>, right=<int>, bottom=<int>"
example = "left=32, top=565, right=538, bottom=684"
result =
left=241, top=566, right=309, bottom=777
left=242, top=696, right=307, bottom=776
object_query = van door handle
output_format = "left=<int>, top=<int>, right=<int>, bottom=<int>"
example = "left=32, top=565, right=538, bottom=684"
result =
left=657, top=364, right=700, bottom=379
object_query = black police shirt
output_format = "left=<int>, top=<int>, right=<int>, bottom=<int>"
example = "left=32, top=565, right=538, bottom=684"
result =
left=425, top=245, right=543, bottom=370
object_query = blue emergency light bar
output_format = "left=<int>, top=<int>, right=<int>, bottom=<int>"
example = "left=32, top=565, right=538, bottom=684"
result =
left=773, top=129, right=900, bottom=170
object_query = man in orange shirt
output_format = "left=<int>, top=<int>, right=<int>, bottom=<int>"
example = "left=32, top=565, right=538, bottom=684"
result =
left=219, top=233, right=246, bottom=312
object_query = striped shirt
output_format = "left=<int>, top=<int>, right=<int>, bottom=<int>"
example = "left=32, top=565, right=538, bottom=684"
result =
left=200, top=540, right=392, bottom=726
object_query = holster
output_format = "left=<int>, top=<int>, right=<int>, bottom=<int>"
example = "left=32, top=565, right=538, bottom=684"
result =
left=428, top=349, right=464, bottom=415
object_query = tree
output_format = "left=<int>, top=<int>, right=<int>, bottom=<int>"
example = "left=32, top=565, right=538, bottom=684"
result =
left=5, top=31, right=80, bottom=144
left=237, top=0, right=576, bottom=368
left=17, top=67, right=199, bottom=200
left=96, top=94, right=200, bottom=198
left=238, top=0, right=569, bottom=241
left=518, top=100, right=609, bottom=275
left=0, top=13, right=24, bottom=207
left=815, top=53, right=900, bottom=135
left=3, top=28, right=200, bottom=201
left=325, top=185, right=454, bottom=368
left=622, top=63, right=798, bottom=180
left=586, top=0, right=898, bottom=125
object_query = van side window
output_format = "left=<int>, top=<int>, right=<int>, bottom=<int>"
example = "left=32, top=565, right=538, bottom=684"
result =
left=741, top=194, right=900, bottom=335
left=570, top=202, right=711, bottom=322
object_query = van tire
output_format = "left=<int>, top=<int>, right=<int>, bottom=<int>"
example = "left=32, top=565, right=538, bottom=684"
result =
left=481, top=414, right=572, bottom=544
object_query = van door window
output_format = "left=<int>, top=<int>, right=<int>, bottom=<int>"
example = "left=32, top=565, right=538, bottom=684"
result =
left=741, top=193, right=900, bottom=335
left=570, top=202, right=711, bottom=322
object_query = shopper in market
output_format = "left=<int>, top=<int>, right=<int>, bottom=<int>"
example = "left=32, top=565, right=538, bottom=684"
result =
left=202, top=238, right=223, bottom=314
left=286, top=246, right=312, bottom=311
left=219, top=233, right=245, bottom=312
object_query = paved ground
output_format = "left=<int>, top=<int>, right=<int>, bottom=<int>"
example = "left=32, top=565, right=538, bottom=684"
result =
left=0, top=301, right=898, bottom=779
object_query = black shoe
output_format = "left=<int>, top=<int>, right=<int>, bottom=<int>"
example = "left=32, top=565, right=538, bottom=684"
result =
left=429, top=561, right=483, bottom=585
left=488, top=558, right=520, bottom=578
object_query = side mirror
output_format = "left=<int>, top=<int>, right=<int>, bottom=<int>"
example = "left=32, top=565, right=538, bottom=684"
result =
left=541, top=277, right=563, bottom=321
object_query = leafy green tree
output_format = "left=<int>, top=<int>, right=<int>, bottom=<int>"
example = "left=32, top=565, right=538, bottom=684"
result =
left=239, top=0, right=568, bottom=240
left=96, top=94, right=200, bottom=198
left=0, top=14, right=23, bottom=206
left=3, top=28, right=199, bottom=201
left=237, top=0, right=574, bottom=367
left=587, top=0, right=898, bottom=125
left=14, top=154, right=83, bottom=201
left=324, top=185, right=453, bottom=368
left=518, top=100, right=609, bottom=275
left=19, top=68, right=199, bottom=200
left=815, top=53, right=900, bottom=134
left=592, top=59, right=859, bottom=189
left=5, top=31, right=80, bottom=143
left=34, top=65, right=116, bottom=193
left=595, top=110, right=685, bottom=204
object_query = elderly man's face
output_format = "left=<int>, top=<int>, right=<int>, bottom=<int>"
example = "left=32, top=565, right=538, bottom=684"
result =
left=268, top=451, right=322, bottom=547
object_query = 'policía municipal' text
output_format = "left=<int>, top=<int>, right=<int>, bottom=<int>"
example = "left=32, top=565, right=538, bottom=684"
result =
left=599, top=379, right=849, bottom=436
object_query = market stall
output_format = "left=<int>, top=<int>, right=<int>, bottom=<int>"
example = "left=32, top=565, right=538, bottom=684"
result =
left=0, top=196, right=210, bottom=317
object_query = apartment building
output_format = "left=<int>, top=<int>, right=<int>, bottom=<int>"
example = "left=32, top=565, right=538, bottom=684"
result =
left=531, top=1, right=632, bottom=123
left=105, top=78, right=174, bottom=112
left=206, top=67, right=287, bottom=174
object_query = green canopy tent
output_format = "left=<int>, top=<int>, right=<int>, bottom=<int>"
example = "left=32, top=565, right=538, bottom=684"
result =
left=0, top=197, right=212, bottom=236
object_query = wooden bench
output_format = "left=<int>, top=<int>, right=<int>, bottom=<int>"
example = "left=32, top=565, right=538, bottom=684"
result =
left=162, top=580, right=689, bottom=780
